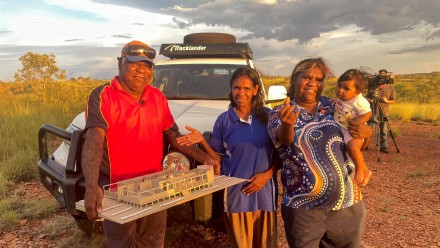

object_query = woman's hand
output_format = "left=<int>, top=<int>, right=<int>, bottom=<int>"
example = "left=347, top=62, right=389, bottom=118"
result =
left=241, top=170, right=272, bottom=196
left=176, top=125, right=204, bottom=146
left=276, top=97, right=299, bottom=145
left=348, top=122, right=372, bottom=139
left=279, top=97, right=300, bottom=126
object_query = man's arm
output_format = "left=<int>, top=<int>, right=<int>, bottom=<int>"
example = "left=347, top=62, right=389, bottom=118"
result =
left=176, top=125, right=221, bottom=163
left=382, top=98, right=396, bottom=105
left=164, top=123, right=221, bottom=175
left=81, top=127, right=105, bottom=220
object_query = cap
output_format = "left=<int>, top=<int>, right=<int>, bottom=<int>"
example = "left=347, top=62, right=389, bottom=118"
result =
left=121, top=40, right=156, bottom=64
left=378, top=69, right=388, bottom=74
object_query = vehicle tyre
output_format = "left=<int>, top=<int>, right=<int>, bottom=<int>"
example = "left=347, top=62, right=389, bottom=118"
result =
left=184, top=33, right=236, bottom=44
left=74, top=217, right=103, bottom=235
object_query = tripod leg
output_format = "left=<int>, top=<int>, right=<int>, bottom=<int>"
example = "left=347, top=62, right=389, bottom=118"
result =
left=370, top=122, right=381, bottom=162
left=384, top=120, right=400, bottom=153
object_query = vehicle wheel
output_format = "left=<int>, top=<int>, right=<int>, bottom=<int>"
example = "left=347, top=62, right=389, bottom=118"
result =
left=184, top=33, right=236, bottom=44
left=74, top=217, right=103, bottom=235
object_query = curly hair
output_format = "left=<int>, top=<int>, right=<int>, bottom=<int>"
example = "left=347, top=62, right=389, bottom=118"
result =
left=228, top=67, right=268, bottom=124
left=288, top=57, right=333, bottom=97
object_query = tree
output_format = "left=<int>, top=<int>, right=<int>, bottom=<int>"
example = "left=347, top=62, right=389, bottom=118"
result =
left=14, top=52, right=66, bottom=86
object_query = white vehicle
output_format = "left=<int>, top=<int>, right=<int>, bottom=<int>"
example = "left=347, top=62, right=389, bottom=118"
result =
left=37, top=33, right=286, bottom=232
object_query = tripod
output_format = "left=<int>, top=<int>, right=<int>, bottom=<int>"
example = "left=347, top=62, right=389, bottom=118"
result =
left=369, top=98, right=400, bottom=162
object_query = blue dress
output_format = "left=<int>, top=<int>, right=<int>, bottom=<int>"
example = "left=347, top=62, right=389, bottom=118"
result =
left=209, top=107, right=278, bottom=213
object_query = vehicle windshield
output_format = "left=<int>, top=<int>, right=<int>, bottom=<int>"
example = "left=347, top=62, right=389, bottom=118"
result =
left=153, top=64, right=244, bottom=99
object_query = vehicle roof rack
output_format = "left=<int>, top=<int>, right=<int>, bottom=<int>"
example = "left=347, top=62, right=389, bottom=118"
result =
left=159, top=43, right=254, bottom=60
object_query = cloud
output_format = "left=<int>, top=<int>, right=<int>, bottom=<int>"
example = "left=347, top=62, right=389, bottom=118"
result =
left=0, top=30, right=12, bottom=35
left=65, top=38, right=85, bottom=42
left=390, top=43, right=440, bottom=54
left=92, top=0, right=440, bottom=43
left=112, top=34, right=133, bottom=39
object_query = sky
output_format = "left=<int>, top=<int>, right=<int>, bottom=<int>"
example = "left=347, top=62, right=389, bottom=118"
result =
left=1, top=0, right=440, bottom=81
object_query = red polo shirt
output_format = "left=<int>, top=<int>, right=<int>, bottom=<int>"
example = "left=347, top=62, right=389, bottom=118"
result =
left=85, top=76, right=174, bottom=183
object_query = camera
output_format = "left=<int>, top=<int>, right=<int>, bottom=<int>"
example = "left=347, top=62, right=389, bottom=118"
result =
left=367, top=69, right=394, bottom=100
left=368, top=72, right=394, bottom=90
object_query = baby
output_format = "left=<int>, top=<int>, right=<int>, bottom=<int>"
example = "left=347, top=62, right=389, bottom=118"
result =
left=333, top=69, right=372, bottom=186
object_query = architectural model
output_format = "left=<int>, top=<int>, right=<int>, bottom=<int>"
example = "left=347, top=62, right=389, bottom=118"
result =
left=76, top=165, right=245, bottom=224
left=103, top=165, right=214, bottom=207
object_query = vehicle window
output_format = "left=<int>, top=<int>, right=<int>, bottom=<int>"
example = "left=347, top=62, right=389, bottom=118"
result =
left=153, top=64, right=244, bottom=99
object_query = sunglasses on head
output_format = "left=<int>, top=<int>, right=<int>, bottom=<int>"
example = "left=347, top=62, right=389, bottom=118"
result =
left=122, top=45, right=156, bottom=59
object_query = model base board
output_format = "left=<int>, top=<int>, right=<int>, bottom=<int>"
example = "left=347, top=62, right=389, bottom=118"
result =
left=76, top=175, right=245, bottom=224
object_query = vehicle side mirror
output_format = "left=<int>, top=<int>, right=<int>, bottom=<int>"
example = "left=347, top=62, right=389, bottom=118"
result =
left=266, top=85, right=287, bottom=103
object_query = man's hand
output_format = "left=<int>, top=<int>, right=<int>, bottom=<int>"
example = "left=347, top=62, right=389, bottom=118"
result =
left=278, top=97, right=299, bottom=126
left=204, top=157, right=221, bottom=175
left=241, top=171, right=272, bottom=196
left=176, top=125, right=204, bottom=146
left=382, top=97, right=389, bottom=103
left=84, top=185, right=104, bottom=220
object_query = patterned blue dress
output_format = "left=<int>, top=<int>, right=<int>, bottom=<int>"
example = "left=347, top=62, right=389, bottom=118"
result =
left=267, top=96, right=362, bottom=210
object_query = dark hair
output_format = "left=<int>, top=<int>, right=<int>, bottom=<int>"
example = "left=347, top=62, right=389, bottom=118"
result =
left=228, top=67, right=267, bottom=124
left=288, top=57, right=333, bottom=97
left=378, top=69, right=388, bottom=74
left=338, top=68, right=370, bottom=92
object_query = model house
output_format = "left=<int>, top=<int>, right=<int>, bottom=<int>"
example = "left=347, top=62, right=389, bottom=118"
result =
left=102, top=165, right=214, bottom=207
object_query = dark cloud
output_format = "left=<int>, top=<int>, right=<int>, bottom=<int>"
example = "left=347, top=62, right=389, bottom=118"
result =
left=0, top=30, right=12, bottom=35
left=112, top=34, right=133, bottom=39
left=65, top=39, right=84, bottom=42
left=92, top=0, right=440, bottom=43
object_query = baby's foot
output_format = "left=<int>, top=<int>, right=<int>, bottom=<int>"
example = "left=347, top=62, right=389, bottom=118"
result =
left=355, top=170, right=372, bottom=186
left=362, top=169, right=372, bottom=186
left=355, top=171, right=364, bottom=185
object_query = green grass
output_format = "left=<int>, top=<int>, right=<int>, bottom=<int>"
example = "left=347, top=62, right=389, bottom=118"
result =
left=0, top=210, right=20, bottom=231
left=43, top=216, right=106, bottom=248
left=408, top=169, right=427, bottom=178
left=390, top=103, right=440, bottom=124
left=0, top=195, right=60, bottom=228
left=0, top=80, right=102, bottom=183
left=0, top=195, right=60, bottom=231
left=0, top=175, right=14, bottom=198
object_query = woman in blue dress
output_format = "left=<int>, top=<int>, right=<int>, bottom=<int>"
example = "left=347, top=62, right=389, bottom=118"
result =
left=177, top=67, right=279, bottom=248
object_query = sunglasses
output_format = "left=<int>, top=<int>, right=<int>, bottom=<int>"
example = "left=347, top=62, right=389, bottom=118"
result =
left=122, top=45, right=156, bottom=59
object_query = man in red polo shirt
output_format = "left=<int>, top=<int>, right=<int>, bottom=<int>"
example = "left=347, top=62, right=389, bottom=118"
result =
left=81, top=40, right=220, bottom=247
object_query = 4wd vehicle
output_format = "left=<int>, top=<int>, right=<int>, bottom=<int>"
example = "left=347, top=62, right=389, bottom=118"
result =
left=37, top=33, right=286, bottom=232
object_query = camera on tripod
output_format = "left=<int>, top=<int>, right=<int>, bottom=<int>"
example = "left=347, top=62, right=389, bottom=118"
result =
left=367, top=69, right=394, bottom=100
left=365, top=69, right=400, bottom=158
